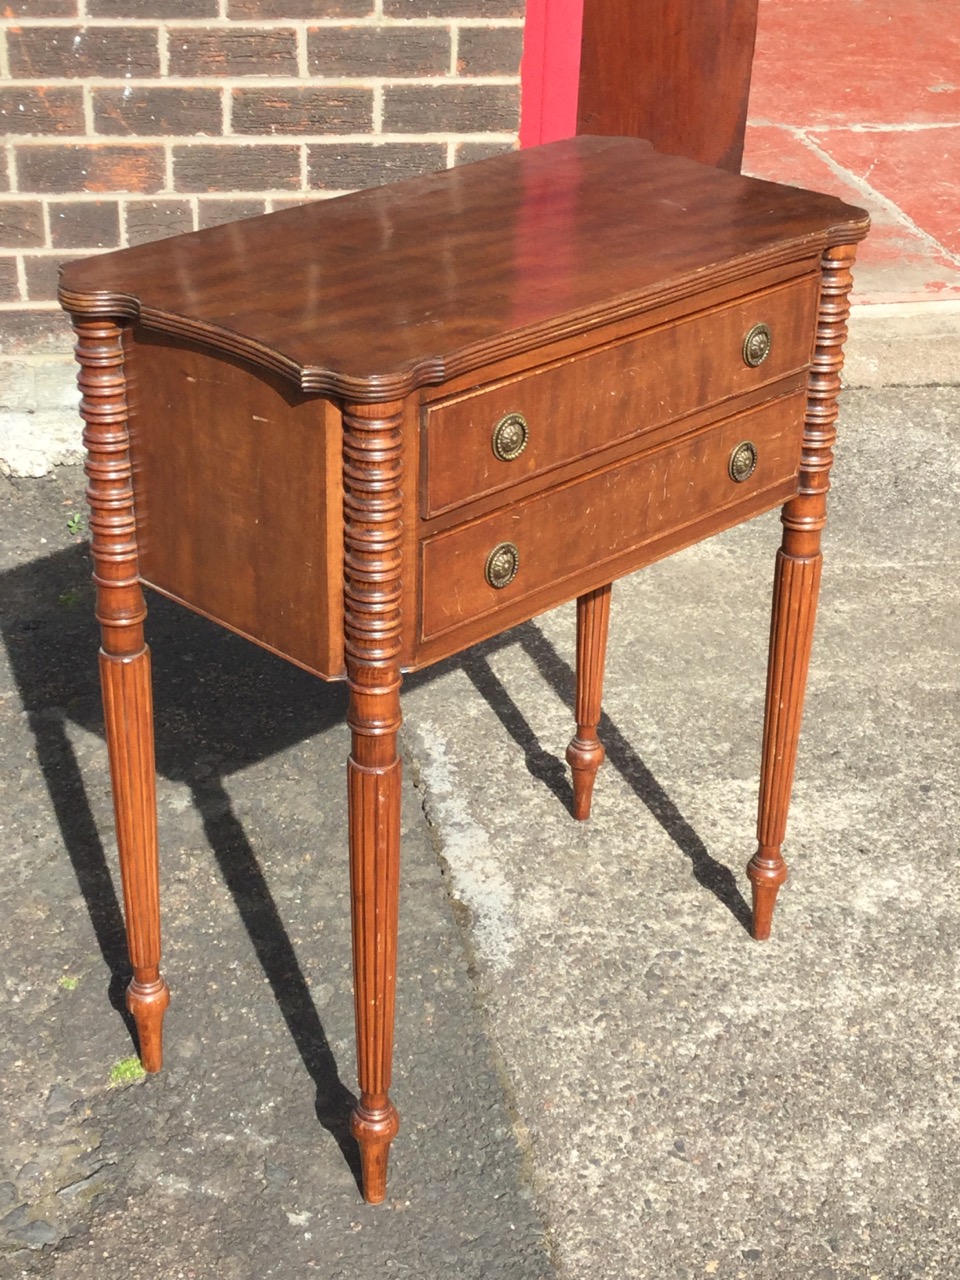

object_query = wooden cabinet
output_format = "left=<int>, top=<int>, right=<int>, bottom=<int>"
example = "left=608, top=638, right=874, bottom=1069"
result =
left=59, top=136, right=868, bottom=1205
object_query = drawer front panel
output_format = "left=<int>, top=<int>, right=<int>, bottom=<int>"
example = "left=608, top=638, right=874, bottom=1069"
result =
left=422, top=274, right=818, bottom=517
left=420, top=392, right=804, bottom=642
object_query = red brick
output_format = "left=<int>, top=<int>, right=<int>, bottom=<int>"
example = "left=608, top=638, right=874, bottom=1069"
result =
left=384, top=0, right=522, bottom=14
left=228, top=0, right=370, bottom=15
left=8, top=26, right=160, bottom=79
left=456, top=26, right=523, bottom=75
left=3, top=0, right=77, bottom=14
left=94, top=87, right=222, bottom=137
left=25, top=254, right=85, bottom=302
left=89, top=0, right=216, bottom=15
left=16, top=145, right=165, bottom=194
left=382, top=84, right=519, bottom=133
left=0, top=200, right=46, bottom=249
left=49, top=199, right=121, bottom=248
left=197, top=197, right=267, bottom=229
left=307, top=25, right=450, bottom=77
left=231, top=88, right=371, bottom=136
left=0, top=88, right=85, bottom=136
left=173, top=144, right=301, bottom=192
left=168, top=28, right=298, bottom=77
left=454, top=140, right=516, bottom=168
left=0, top=310, right=74, bottom=355
left=124, top=199, right=194, bottom=244
left=307, top=141, right=445, bottom=190
left=0, top=259, right=21, bottom=303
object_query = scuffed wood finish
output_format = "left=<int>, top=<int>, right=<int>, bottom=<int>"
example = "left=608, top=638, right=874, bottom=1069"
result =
left=127, top=330, right=345, bottom=680
left=58, top=138, right=868, bottom=401
left=342, top=399, right=404, bottom=1204
left=567, top=584, right=612, bottom=820
left=421, top=273, right=819, bottom=519
left=75, top=316, right=169, bottom=1071
left=577, top=0, right=761, bottom=172
left=748, top=245, right=859, bottom=940
left=418, top=393, right=807, bottom=655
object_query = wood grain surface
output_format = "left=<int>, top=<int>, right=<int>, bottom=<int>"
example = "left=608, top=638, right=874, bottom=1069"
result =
left=59, top=137, right=868, bottom=400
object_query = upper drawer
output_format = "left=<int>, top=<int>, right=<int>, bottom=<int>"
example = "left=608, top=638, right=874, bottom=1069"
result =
left=421, top=273, right=818, bottom=518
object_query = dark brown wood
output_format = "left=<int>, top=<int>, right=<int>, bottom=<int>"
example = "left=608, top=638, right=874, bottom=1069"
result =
left=126, top=329, right=345, bottom=680
left=577, top=0, right=762, bottom=172
left=59, top=142, right=869, bottom=1204
left=421, top=273, right=819, bottom=519
left=75, top=315, right=170, bottom=1071
left=419, top=393, right=806, bottom=655
left=58, top=138, right=867, bottom=401
left=748, top=244, right=860, bottom=940
left=342, top=399, right=405, bottom=1205
left=567, top=583, right=612, bottom=819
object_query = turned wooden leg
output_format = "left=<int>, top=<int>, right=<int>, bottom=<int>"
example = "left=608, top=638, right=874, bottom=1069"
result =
left=342, top=399, right=404, bottom=1203
left=749, top=244, right=858, bottom=940
left=566, top=583, right=612, bottom=820
left=74, top=315, right=169, bottom=1068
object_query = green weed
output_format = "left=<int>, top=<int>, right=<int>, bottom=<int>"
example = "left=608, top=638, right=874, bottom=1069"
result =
left=109, top=1056, right=146, bottom=1087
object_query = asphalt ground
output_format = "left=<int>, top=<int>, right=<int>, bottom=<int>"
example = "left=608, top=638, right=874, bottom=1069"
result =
left=1, top=380, right=959, bottom=1278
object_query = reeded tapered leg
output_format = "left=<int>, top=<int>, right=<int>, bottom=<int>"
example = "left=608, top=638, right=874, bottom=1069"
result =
left=566, top=583, right=612, bottom=819
left=342, top=399, right=404, bottom=1203
left=749, top=244, right=858, bottom=940
left=74, top=316, right=170, bottom=1068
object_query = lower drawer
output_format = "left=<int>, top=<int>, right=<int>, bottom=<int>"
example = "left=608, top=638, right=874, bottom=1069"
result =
left=419, top=392, right=804, bottom=643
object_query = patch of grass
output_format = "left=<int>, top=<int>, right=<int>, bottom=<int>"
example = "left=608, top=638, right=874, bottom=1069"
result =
left=57, top=975, right=79, bottom=991
left=109, top=1056, right=146, bottom=1087
left=58, top=589, right=82, bottom=608
left=66, top=512, right=86, bottom=536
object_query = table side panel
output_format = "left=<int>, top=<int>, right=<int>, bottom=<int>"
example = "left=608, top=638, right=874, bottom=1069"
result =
left=422, top=273, right=818, bottom=518
left=126, top=329, right=345, bottom=680
left=418, top=390, right=805, bottom=654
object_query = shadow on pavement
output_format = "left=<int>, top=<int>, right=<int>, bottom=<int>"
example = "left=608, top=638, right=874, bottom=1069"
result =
left=1, top=537, right=747, bottom=1191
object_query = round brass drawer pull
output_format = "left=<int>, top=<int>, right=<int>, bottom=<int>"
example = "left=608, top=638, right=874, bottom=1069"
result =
left=491, top=412, right=528, bottom=462
left=729, top=440, right=758, bottom=483
left=742, top=322, right=772, bottom=367
left=484, top=541, right=520, bottom=589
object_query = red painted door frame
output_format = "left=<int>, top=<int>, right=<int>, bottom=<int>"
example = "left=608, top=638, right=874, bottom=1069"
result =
left=519, top=0, right=585, bottom=147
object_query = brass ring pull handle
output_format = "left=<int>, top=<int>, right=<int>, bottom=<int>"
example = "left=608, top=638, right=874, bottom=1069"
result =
left=491, top=412, right=529, bottom=461
left=728, top=440, right=758, bottom=483
left=742, top=322, right=772, bottom=367
left=484, top=541, right=520, bottom=589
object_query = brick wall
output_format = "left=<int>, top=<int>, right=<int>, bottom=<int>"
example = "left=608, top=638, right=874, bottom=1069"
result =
left=0, top=1, right=525, bottom=474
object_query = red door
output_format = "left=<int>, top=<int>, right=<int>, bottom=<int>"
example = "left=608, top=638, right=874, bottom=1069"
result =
left=519, top=0, right=585, bottom=147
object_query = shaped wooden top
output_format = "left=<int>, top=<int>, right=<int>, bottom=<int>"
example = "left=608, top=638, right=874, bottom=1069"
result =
left=59, top=136, right=868, bottom=401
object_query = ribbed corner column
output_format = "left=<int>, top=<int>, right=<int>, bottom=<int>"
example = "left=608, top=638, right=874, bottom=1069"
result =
left=74, top=314, right=169, bottom=1068
left=342, top=398, right=405, bottom=1204
left=748, top=245, right=858, bottom=940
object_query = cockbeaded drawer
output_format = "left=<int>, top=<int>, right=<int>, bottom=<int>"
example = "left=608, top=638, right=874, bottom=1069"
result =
left=421, top=274, right=818, bottom=518
left=420, top=391, right=806, bottom=644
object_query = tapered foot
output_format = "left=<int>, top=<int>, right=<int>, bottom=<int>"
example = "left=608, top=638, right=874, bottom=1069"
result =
left=566, top=736, right=605, bottom=820
left=126, top=976, right=171, bottom=1072
left=351, top=1100, right=400, bottom=1204
left=746, top=848, right=788, bottom=941
left=568, top=583, right=612, bottom=821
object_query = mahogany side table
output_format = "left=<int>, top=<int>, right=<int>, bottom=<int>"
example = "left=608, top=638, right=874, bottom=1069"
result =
left=59, top=137, right=868, bottom=1204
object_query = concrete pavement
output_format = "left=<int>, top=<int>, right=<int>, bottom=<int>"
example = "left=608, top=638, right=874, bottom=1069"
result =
left=1, top=373, right=959, bottom=1278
